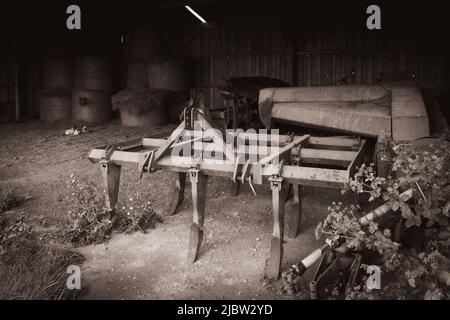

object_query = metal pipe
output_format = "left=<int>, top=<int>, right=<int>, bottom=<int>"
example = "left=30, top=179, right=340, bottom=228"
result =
left=358, top=188, right=414, bottom=226
left=290, top=188, right=415, bottom=276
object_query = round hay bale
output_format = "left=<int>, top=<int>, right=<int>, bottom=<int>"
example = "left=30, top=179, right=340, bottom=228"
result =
left=0, top=102, right=15, bottom=122
left=24, top=88, right=39, bottom=119
left=74, top=56, right=114, bottom=91
left=42, top=57, right=73, bottom=90
left=127, top=60, right=148, bottom=89
left=72, top=89, right=112, bottom=123
left=128, top=27, right=167, bottom=60
left=146, top=57, right=190, bottom=92
left=111, top=88, right=186, bottom=127
left=120, top=109, right=167, bottom=127
left=39, top=90, right=72, bottom=122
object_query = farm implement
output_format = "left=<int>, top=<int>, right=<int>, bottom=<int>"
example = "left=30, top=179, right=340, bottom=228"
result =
left=88, top=102, right=371, bottom=280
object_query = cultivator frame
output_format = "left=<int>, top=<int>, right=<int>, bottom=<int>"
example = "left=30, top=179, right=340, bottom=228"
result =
left=88, top=107, right=370, bottom=279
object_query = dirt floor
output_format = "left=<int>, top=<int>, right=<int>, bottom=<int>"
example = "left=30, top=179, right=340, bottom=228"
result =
left=0, top=119, right=355, bottom=300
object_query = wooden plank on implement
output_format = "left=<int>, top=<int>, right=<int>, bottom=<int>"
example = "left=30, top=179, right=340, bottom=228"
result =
left=278, top=166, right=349, bottom=188
left=300, top=148, right=356, bottom=167
left=156, top=156, right=235, bottom=177
left=88, top=149, right=148, bottom=166
left=142, top=138, right=167, bottom=148
left=227, top=132, right=297, bottom=146
left=309, top=137, right=356, bottom=150
left=259, top=135, right=310, bottom=166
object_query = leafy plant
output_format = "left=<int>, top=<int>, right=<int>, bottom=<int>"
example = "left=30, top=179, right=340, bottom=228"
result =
left=315, top=135, right=450, bottom=300
left=0, top=189, right=82, bottom=300
left=62, top=174, right=162, bottom=246
left=315, top=202, right=399, bottom=255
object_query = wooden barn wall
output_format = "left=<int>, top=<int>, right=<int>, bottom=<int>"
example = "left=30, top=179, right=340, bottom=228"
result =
left=184, top=18, right=448, bottom=109
left=0, top=40, right=40, bottom=122
left=1, top=16, right=448, bottom=121
left=0, top=43, right=16, bottom=122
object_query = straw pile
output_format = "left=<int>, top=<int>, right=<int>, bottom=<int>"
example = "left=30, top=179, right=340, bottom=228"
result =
left=112, top=87, right=184, bottom=116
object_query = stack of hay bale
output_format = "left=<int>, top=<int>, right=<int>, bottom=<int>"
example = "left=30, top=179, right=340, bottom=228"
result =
left=113, top=27, right=190, bottom=127
left=39, top=57, right=73, bottom=122
left=72, top=56, right=113, bottom=123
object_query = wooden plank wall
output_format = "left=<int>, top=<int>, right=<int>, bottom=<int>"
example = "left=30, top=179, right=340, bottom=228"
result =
left=0, top=14, right=448, bottom=121
left=184, top=17, right=448, bottom=109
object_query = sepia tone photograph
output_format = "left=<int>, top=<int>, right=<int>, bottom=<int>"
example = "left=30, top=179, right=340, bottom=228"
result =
left=0, top=0, right=449, bottom=306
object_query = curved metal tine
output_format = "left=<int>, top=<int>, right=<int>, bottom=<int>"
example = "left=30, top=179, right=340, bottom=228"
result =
left=230, top=155, right=243, bottom=196
left=165, top=172, right=187, bottom=216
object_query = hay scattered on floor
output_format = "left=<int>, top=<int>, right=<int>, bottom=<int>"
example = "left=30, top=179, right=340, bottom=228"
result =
left=112, top=88, right=185, bottom=116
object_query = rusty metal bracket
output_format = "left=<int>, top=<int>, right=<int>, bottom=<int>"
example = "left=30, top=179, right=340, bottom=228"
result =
left=231, top=158, right=256, bottom=196
left=183, top=107, right=193, bottom=130
left=104, top=144, right=116, bottom=160
left=189, top=168, right=200, bottom=184
left=138, top=150, right=155, bottom=179
left=232, top=156, right=244, bottom=183
left=286, top=132, right=295, bottom=143
left=269, top=175, right=284, bottom=191
left=290, top=146, right=301, bottom=166
left=99, top=144, right=117, bottom=167
left=269, top=159, right=284, bottom=180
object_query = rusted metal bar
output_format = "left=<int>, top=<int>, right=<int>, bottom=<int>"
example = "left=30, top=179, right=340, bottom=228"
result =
left=187, top=168, right=208, bottom=263
left=101, top=161, right=121, bottom=211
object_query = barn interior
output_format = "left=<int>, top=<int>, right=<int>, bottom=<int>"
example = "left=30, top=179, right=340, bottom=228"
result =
left=0, top=0, right=449, bottom=300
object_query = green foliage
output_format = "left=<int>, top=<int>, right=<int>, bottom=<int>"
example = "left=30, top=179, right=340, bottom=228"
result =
left=315, top=202, right=399, bottom=255
left=347, top=245, right=450, bottom=300
left=316, top=136, right=450, bottom=300
left=0, top=190, right=82, bottom=300
left=63, top=174, right=162, bottom=246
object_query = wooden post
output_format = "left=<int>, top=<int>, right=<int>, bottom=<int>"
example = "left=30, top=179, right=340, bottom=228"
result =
left=101, top=162, right=121, bottom=211
left=267, top=176, right=288, bottom=280
left=166, top=172, right=186, bottom=215
left=187, top=168, right=208, bottom=263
